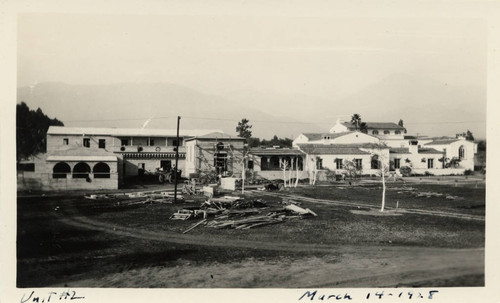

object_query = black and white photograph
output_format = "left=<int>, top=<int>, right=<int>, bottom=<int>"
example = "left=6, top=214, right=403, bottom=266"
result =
left=1, top=1, right=500, bottom=302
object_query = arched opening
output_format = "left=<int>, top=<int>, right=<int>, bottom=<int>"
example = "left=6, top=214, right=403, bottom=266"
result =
left=372, top=130, right=379, bottom=135
left=73, top=162, right=91, bottom=179
left=93, top=162, right=111, bottom=178
left=53, top=162, right=71, bottom=179
left=459, top=145, right=465, bottom=160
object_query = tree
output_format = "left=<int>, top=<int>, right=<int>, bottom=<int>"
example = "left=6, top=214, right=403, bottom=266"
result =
left=370, top=144, right=390, bottom=212
left=236, top=118, right=252, bottom=139
left=359, top=122, right=368, bottom=134
left=466, top=130, right=474, bottom=141
left=260, top=136, right=292, bottom=148
left=16, top=102, right=64, bottom=161
left=343, top=160, right=362, bottom=180
left=455, top=130, right=474, bottom=141
left=247, top=137, right=261, bottom=148
left=350, top=114, right=362, bottom=130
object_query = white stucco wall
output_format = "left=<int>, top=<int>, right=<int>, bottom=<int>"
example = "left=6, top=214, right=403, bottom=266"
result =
left=423, top=139, right=476, bottom=170
left=329, top=122, right=349, bottom=133
left=332, top=132, right=380, bottom=144
left=292, top=134, right=311, bottom=146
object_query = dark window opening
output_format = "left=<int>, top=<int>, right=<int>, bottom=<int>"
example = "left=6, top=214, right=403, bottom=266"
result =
left=371, top=155, right=380, bottom=169
left=53, top=162, right=71, bottom=179
left=372, top=130, right=379, bottom=135
left=121, top=139, right=129, bottom=146
left=93, top=162, right=111, bottom=178
left=18, top=163, right=35, bottom=172
left=394, top=158, right=401, bottom=169
left=383, top=130, right=390, bottom=135
left=63, top=138, right=69, bottom=145
left=428, top=158, right=434, bottom=169
left=98, top=139, right=106, bottom=149
left=247, top=160, right=254, bottom=170
left=73, top=162, right=91, bottom=179
left=354, top=159, right=362, bottom=170
left=316, top=158, right=323, bottom=170
left=395, top=131, right=401, bottom=135
left=149, top=138, right=155, bottom=146
left=160, top=160, right=172, bottom=171
left=83, top=138, right=90, bottom=148
left=459, top=146, right=465, bottom=160
left=335, top=159, right=343, bottom=170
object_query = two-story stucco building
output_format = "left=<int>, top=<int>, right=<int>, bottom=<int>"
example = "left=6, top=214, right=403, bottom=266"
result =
left=17, top=126, right=222, bottom=191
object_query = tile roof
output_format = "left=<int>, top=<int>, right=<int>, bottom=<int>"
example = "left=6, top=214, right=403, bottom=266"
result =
left=185, top=132, right=246, bottom=141
left=425, top=139, right=461, bottom=145
left=47, top=126, right=222, bottom=137
left=301, top=132, right=353, bottom=141
left=341, top=121, right=406, bottom=130
left=249, top=148, right=305, bottom=156
left=418, top=148, right=444, bottom=154
left=390, top=148, right=411, bottom=154
left=297, top=144, right=373, bottom=155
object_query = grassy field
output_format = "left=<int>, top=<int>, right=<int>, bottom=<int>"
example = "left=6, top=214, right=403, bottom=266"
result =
left=17, top=181, right=485, bottom=288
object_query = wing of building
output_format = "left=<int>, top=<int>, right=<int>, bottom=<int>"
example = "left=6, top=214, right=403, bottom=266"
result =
left=17, top=119, right=478, bottom=191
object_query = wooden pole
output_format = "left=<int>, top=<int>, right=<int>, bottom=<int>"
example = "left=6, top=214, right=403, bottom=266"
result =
left=174, top=116, right=181, bottom=203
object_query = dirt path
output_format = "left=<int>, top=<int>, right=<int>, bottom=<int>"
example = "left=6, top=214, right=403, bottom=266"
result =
left=57, top=212, right=484, bottom=288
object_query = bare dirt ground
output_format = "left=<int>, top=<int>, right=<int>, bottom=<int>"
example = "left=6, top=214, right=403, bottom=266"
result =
left=17, top=180, right=485, bottom=288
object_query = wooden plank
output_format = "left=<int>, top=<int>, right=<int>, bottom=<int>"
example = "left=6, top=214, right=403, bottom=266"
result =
left=183, top=219, right=208, bottom=234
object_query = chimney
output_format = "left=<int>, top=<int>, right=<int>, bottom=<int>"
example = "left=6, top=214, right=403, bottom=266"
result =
left=409, top=140, right=418, bottom=154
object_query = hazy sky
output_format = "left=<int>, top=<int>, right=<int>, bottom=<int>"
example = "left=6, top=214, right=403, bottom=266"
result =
left=18, top=14, right=486, bottom=99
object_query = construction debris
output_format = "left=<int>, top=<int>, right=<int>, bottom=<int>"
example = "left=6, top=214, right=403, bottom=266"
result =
left=183, top=219, right=208, bottom=233
left=84, top=190, right=184, bottom=209
left=284, top=204, right=318, bottom=216
left=170, top=194, right=317, bottom=230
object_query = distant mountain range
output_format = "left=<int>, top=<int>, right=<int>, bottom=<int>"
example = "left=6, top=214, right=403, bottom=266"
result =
left=17, top=74, right=486, bottom=139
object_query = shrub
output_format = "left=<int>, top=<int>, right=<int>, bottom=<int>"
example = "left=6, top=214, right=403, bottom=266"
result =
left=425, top=171, right=434, bottom=176
left=399, top=166, right=412, bottom=177
left=464, top=169, right=474, bottom=176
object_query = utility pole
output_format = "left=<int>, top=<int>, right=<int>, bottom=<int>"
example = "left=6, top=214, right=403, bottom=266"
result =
left=174, top=116, right=181, bottom=203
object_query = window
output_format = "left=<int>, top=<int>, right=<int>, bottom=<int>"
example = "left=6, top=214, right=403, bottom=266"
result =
left=172, top=138, right=183, bottom=147
left=83, top=138, right=90, bottom=148
left=394, top=158, right=401, bottom=169
left=383, top=130, right=390, bottom=135
left=93, top=162, right=110, bottom=178
left=63, top=138, right=69, bottom=145
left=53, top=162, right=71, bottom=179
left=316, top=158, right=323, bottom=170
left=395, top=130, right=401, bottom=135
left=354, top=159, right=362, bottom=170
left=98, top=139, right=106, bottom=149
left=247, top=160, right=254, bottom=170
left=18, top=163, right=35, bottom=172
left=459, top=146, right=465, bottom=159
left=371, top=155, right=380, bottom=169
left=335, top=158, right=343, bottom=169
left=372, top=130, right=379, bottom=135
left=121, top=139, right=129, bottom=146
left=428, top=158, right=434, bottom=169
left=149, top=138, right=155, bottom=146
left=72, top=162, right=91, bottom=179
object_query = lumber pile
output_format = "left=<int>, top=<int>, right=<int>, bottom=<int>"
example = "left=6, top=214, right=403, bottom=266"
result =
left=174, top=195, right=317, bottom=232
